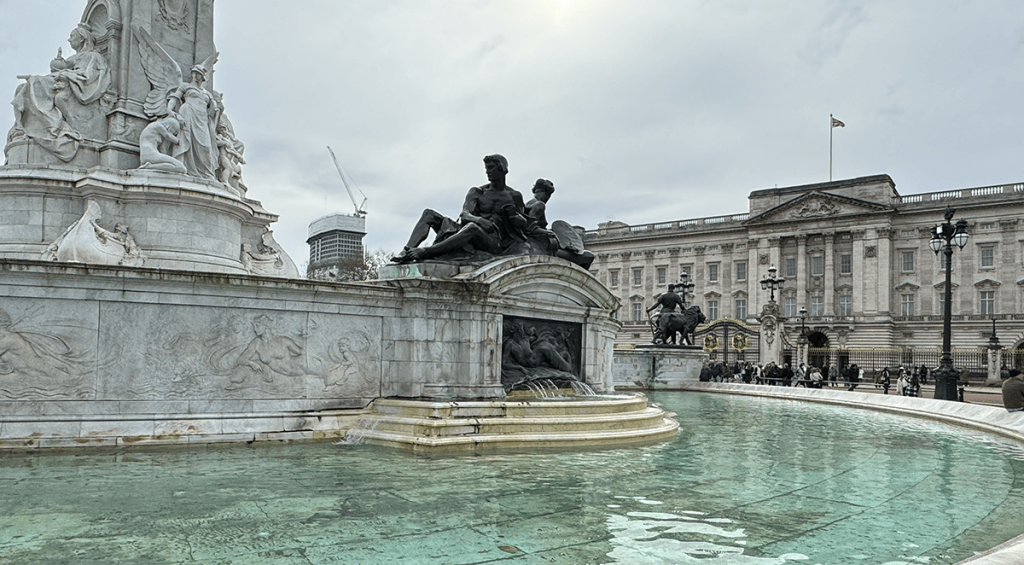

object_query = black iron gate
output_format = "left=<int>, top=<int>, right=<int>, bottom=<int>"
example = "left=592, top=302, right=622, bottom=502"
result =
left=693, top=318, right=759, bottom=366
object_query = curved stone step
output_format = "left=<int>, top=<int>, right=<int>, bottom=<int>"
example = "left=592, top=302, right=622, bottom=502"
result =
left=360, top=406, right=671, bottom=437
left=346, top=393, right=679, bottom=452
left=348, top=417, right=680, bottom=453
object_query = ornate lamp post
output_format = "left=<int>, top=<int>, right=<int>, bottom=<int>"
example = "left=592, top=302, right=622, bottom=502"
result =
left=929, top=208, right=969, bottom=401
left=797, top=306, right=808, bottom=368
left=760, top=265, right=784, bottom=302
left=677, top=271, right=695, bottom=307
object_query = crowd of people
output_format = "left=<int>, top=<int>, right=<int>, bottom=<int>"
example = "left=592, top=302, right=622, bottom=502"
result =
left=698, top=361, right=942, bottom=397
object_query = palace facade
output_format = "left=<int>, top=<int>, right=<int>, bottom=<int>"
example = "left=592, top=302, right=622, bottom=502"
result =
left=583, top=175, right=1024, bottom=360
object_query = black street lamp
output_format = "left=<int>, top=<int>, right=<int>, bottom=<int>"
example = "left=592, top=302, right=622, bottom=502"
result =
left=760, top=265, right=784, bottom=302
left=929, top=207, right=970, bottom=401
left=677, top=271, right=695, bottom=307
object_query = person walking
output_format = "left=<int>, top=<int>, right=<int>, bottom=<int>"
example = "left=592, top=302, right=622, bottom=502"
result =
left=879, top=367, right=890, bottom=395
left=896, top=368, right=909, bottom=396
left=795, top=363, right=808, bottom=387
left=907, top=372, right=920, bottom=397
left=828, top=364, right=839, bottom=388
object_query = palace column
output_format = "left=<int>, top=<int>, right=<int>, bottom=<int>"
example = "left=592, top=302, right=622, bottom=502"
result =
left=875, top=227, right=893, bottom=316
left=746, top=238, right=760, bottom=318
left=851, top=230, right=866, bottom=316
left=796, top=235, right=807, bottom=311
left=824, top=232, right=836, bottom=316
left=721, top=243, right=734, bottom=316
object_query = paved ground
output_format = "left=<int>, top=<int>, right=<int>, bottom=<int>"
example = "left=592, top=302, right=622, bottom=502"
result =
left=826, top=383, right=1005, bottom=406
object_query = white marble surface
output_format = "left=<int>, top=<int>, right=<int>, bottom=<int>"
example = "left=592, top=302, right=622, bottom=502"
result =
left=0, top=256, right=620, bottom=446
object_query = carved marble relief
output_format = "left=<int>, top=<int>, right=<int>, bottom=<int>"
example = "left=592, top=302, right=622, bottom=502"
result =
left=103, top=306, right=381, bottom=399
left=158, top=0, right=190, bottom=30
left=0, top=305, right=97, bottom=400
left=41, top=200, right=146, bottom=267
left=795, top=197, right=838, bottom=218
left=241, top=229, right=300, bottom=278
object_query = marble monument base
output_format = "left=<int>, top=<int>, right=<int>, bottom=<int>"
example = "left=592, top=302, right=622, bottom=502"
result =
left=0, top=255, right=618, bottom=449
left=613, top=345, right=709, bottom=390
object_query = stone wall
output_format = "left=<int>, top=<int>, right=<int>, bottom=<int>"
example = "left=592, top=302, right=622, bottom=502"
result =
left=0, top=256, right=619, bottom=447
left=613, top=347, right=708, bottom=390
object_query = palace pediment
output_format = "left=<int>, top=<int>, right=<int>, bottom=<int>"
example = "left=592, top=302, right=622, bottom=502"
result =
left=745, top=191, right=892, bottom=226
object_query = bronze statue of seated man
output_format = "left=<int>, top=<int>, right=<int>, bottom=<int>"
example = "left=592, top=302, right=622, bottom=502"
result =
left=393, top=154, right=528, bottom=264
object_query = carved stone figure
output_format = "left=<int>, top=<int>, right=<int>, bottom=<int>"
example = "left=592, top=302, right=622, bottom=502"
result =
left=7, top=23, right=111, bottom=162
left=226, top=314, right=305, bottom=389
left=795, top=198, right=838, bottom=218
left=241, top=229, right=300, bottom=278
left=158, top=0, right=191, bottom=30
left=138, top=115, right=188, bottom=174
left=0, top=307, right=92, bottom=399
left=214, top=109, right=247, bottom=195
left=135, top=26, right=221, bottom=181
left=41, top=200, right=146, bottom=267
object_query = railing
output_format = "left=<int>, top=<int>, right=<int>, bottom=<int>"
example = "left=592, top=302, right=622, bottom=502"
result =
left=805, top=347, right=988, bottom=376
left=592, top=213, right=751, bottom=237
left=898, top=182, right=1024, bottom=204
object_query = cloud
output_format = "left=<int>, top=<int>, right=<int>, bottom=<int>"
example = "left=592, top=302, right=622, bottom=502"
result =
left=2, top=1, right=1024, bottom=266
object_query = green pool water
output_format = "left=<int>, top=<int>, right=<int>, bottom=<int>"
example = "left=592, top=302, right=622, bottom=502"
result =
left=1, top=392, right=1022, bottom=564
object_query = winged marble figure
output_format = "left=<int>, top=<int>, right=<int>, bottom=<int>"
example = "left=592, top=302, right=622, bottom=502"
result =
left=135, top=26, right=221, bottom=181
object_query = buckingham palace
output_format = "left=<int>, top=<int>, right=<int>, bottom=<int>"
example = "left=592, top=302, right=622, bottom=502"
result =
left=583, top=174, right=1024, bottom=368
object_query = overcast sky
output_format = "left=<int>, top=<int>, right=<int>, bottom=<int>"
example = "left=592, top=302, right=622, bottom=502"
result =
left=3, top=1, right=1024, bottom=267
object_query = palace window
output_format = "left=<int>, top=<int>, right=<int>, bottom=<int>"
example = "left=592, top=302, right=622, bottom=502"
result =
left=840, top=253, right=852, bottom=274
left=657, top=267, right=666, bottom=285
left=736, top=262, right=746, bottom=281
left=901, top=294, right=915, bottom=316
left=980, top=246, right=995, bottom=269
left=735, top=299, right=747, bottom=320
left=811, top=255, right=824, bottom=277
left=632, top=303, right=643, bottom=322
left=707, top=300, right=719, bottom=320
left=980, top=291, right=995, bottom=315
left=784, top=296, right=797, bottom=318
left=810, top=295, right=824, bottom=317
left=838, top=292, right=852, bottom=316
left=633, top=268, right=642, bottom=286
left=902, top=251, right=915, bottom=272
left=610, top=270, right=619, bottom=287
left=785, top=257, right=797, bottom=278
left=708, top=263, right=719, bottom=283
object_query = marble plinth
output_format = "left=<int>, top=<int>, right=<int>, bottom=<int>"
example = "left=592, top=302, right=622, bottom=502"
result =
left=613, top=346, right=709, bottom=389
left=0, top=166, right=297, bottom=275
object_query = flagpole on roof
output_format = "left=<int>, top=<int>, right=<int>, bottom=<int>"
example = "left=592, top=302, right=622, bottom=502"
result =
left=829, top=114, right=845, bottom=181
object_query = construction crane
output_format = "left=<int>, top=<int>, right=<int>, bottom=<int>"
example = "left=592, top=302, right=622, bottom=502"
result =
left=327, top=146, right=367, bottom=217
